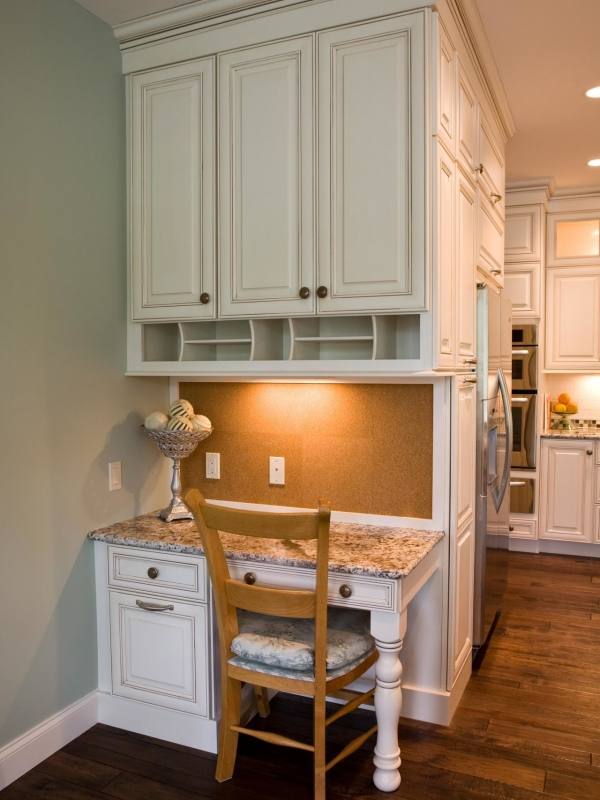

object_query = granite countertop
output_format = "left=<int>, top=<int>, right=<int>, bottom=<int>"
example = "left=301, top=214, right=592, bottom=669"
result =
left=88, top=512, right=444, bottom=580
left=542, top=430, right=600, bottom=440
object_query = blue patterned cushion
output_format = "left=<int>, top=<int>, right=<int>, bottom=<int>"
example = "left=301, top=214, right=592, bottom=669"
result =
left=230, top=607, right=374, bottom=674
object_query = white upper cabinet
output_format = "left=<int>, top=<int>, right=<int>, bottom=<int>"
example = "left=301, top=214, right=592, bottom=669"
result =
left=456, top=63, right=477, bottom=176
left=546, top=266, right=600, bottom=369
left=130, top=60, right=216, bottom=321
left=477, top=111, right=505, bottom=219
left=477, top=191, right=504, bottom=286
left=503, top=262, right=540, bottom=318
left=317, top=13, right=426, bottom=313
left=218, top=37, right=315, bottom=318
left=436, top=22, right=456, bottom=155
left=456, top=172, right=477, bottom=362
left=505, top=205, right=541, bottom=262
left=547, top=213, right=600, bottom=268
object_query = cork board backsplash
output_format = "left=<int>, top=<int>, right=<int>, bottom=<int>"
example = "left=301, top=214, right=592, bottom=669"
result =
left=180, top=383, right=433, bottom=519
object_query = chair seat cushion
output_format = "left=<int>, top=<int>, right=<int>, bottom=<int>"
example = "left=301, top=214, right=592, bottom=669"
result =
left=230, top=607, right=375, bottom=673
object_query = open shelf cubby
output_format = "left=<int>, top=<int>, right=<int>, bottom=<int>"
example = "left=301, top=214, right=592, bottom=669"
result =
left=140, top=314, right=420, bottom=364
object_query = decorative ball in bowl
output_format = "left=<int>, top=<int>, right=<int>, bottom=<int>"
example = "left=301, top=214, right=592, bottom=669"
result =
left=144, top=401, right=213, bottom=522
left=551, top=394, right=578, bottom=430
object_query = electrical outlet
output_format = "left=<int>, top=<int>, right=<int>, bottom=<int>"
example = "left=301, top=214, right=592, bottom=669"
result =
left=269, top=456, right=285, bottom=486
left=108, top=461, right=122, bottom=492
left=206, top=452, right=221, bottom=480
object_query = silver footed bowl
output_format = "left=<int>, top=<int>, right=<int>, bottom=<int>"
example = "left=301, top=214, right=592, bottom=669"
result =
left=144, top=427, right=213, bottom=459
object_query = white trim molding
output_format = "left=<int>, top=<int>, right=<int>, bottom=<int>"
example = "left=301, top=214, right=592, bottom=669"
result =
left=0, top=691, right=98, bottom=790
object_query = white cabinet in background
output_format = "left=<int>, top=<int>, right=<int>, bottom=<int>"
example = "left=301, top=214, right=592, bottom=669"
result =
left=547, top=213, right=600, bottom=268
left=433, top=142, right=456, bottom=369
left=505, top=205, right=541, bottom=263
left=545, top=267, right=600, bottom=369
left=456, top=171, right=477, bottom=363
left=477, top=191, right=504, bottom=286
left=317, top=13, right=426, bottom=313
left=539, top=439, right=594, bottom=543
left=109, top=590, right=210, bottom=716
left=457, top=64, right=477, bottom=175
left=218, top=37, right=315, bottom=318
left=130, top=59, right=216, bottom=321
left=436, top=22, right=456, bottom=155
left=503, top=262, right=540, bottom=318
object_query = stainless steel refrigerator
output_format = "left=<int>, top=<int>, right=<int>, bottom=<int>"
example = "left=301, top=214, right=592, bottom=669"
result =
left=473, top=284, right=512, bottom=664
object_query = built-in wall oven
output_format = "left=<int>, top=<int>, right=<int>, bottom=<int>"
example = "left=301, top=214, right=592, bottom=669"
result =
left=511, top=325, right=537, bottom=470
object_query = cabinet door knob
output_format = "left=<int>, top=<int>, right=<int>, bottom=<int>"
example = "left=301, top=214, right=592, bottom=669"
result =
left=244, top=572, right=257, bottom=585
left=509, top=525, right=514, bottom=532
left=339, top=584, right=352, bottom=599
left=587, top=449, right=593, bottom=456
left=200, top=292, right=210, bottom=304
left=490, top=192, right=502, bottom=204
left=299, top=286, right=310, bottom=299
left=147, top=567, right=159, bottom=580
left=316, top=285, right=328, bottom=299
left=475, top=163, right=484, bottom=175
left=491, top=269, right=502, bottom=275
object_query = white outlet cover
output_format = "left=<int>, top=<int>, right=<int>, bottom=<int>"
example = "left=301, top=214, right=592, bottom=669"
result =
left=269, top=456, right=285, bottom=485
left=206, top=452, right=220, bottom=480
left=108, top=461, right=122, bottom=492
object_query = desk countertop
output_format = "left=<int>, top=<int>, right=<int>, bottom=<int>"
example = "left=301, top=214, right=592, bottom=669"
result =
left=88, top=512, right=444, bottom=580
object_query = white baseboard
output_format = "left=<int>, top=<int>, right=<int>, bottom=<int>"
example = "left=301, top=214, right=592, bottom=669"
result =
left=97, top=692, right=218, bottom=752
left=509, top=537, right=600, bottom=558
left=0, top=690, right=98, bottom=790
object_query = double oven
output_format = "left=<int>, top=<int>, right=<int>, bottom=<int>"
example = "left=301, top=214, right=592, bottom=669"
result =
left=510, top=325, right=537, bottom=514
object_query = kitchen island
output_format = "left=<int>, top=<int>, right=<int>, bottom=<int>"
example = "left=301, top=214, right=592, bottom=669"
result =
left=90, top=511, right=445, bottom=792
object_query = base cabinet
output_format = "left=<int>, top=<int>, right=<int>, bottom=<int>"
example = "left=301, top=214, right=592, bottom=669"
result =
left=539, top=439, right=594, bottom=543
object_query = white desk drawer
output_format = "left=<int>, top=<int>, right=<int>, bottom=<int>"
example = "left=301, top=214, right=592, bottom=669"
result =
left=227, top=559, right=397, bottom=612
left=109, top=546, right=207, bottom=602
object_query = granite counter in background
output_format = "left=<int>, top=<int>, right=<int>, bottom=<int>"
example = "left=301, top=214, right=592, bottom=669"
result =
left=89, top=512, right=444, bottom=580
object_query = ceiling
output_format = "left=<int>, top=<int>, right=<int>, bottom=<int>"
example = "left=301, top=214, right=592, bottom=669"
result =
left=74, top=0, right=600, bottom=192
left=477, top=0, right=600, bottom=191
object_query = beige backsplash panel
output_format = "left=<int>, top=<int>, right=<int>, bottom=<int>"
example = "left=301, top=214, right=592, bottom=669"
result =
left=180, top=383, right=433, bottom=518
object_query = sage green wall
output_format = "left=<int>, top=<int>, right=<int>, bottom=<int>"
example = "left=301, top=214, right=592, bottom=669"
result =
left=0, top=0, right=169, bottom=747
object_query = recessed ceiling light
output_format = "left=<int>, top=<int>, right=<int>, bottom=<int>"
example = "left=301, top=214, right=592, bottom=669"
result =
left=588, top=158, right=600, bottom=167
left=586, top=86, right=600, bottom=98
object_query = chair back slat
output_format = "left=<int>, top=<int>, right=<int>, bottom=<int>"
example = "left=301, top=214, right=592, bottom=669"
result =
left=225, top=579, right=316, bottom=618
left=200, top=502, right=322, bottom=540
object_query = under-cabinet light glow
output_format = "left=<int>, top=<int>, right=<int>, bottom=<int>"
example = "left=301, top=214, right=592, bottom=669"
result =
left=587, top=158, right=600, bottom=167
left=585, top=86, right=600, bottom=98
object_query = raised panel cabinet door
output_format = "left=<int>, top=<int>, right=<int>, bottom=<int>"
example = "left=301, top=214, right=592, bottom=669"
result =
left=477, top=190, right=504, bottom=286
left=457, top=63, right=477, bottom=175
left=109, top=591, right=209, bottom=716
left=455, top=379, right=476, bottom=529
left=451, top=516, right=474, bottom=681
left=433, top=143, right=455, bottom=368
left=456, top=171, right=477, bottom=360
left=505, top=205, right=541, bottom=263
left=477, top=111, right=505, bottom=218
left=540, top=441, right=593, bottom=542
left=218, top=37, right=314, bottom=318
left=546, top=268, right=600, bottom=368
left=130, top=59, right=216, bottom=321
left=436, top=20, right=456, bottom=155
left=317, top=13, right=426, bottom=313
left=503, top=262, right=540, bottom=317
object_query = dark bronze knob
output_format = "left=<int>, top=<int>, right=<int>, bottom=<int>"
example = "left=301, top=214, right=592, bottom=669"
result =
left=244, top=572, right=257, bottom=585
left=339, top=584, right=352, bottom=599
left=509, top=526, right=514, bottom=532
left=587, top=449, right=593, bottom=456
left=200, top=292, right=210, bottom=304
left=147, top=567, right=159, bottom=580
left=299, top=286, right=310, bottom=299
left=475, top=163, right=484, bottom=175
left=316, top=286, right=328, bottom=299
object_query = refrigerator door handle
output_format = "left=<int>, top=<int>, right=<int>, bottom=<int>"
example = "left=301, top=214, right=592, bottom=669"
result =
left=496, top=367, right=513, bottom=509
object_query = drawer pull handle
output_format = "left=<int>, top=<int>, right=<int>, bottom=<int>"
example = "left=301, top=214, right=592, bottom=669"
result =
left=587, top=449, right=593, bottom=456
left=244, top=572, right=257, bottom=585
left=147, top=567, right=159, bottom=580
left=136, top=600, right=174, bottom=612
left=491, top=269, right=502, bottom=275
left=339, top=584, right=352, bottom=599
left=490, top=192, right=502, bottom=204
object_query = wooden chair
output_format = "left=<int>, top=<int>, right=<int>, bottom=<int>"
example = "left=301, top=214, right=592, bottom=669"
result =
left=185, top=489, right=378, bottom=800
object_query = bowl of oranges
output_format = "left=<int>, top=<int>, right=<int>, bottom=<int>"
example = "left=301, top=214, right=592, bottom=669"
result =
left=551, top=393, right=578, bottom=430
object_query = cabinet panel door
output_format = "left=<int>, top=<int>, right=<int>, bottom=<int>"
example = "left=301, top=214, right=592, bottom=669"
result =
left=436, top=23, right=456, bottom=154
left=540, top=441, right=593, bottom=542
left=433, top=144, right=455, bottom=367
left=478, top=112, right=505, bottom=218
left=546, top=268, right=600, bottom=368
left=457, top=64, right=477, bottom=174
left=318, top=13, right=426, bottom=313
left=505, top=205, right=541, bottom=263
left=219, top=37, right=314, bottom=318
left=503, top=262, right=540, bottom=317
left=110, top=591, right=209, bottom=716
left=456, top=380, right=476, bottom=529
left=456, top=172, right=476, bottom=360
left=451, top=516, right=474, bottom=680
left=478, top=191, right=504, bottom=286
left=130, top=60, right=216, bottom=321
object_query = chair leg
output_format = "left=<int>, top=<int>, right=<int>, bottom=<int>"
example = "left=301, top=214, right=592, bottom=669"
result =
left=313, top=695, right=327, bottom=800
left=254, top=685, right=271, bottom=718
left=216, top=676, right=242, bottom=782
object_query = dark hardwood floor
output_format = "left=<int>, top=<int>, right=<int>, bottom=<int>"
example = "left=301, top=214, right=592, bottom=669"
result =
left=4, top=551, right=600, bottom=799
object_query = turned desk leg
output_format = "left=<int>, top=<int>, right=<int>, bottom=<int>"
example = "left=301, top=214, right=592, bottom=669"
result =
left=370, top=610, right=407, bottom=792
